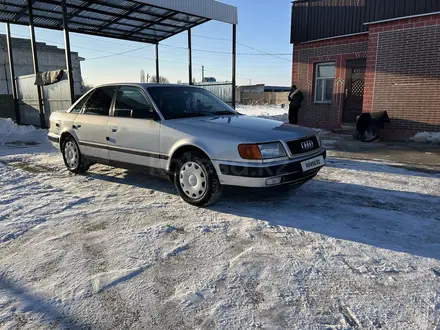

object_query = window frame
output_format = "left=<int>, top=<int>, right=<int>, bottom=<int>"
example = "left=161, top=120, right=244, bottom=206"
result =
left=314, top=62, right=336, bottom=104
left=68, top=90, right=93, bottom=114
left=111, top=85, right=162, bottom=121
left=81, top=86, right=117, bottom=117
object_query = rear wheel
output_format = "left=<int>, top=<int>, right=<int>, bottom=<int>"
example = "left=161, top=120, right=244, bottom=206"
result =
left=62, top=136, right=89, bottom=174
left=174, top=152, right=222, bottom=206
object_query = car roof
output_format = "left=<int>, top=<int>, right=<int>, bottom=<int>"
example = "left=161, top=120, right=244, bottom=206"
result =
left=90, top=83, right=200, bottom=89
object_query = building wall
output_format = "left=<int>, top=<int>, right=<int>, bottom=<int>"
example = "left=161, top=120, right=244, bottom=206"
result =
left=292, top=34, right=368, bottom=129
left=0, top=35, right=83, bottom=96
left=363, top=14, right=440, bottom=139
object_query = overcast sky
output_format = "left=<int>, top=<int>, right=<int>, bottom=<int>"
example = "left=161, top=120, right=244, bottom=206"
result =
left=0, top=0, right=293, bottom=87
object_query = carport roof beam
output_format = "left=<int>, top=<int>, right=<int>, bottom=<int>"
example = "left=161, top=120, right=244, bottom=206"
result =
left=0, top=0, right=238, bottom=44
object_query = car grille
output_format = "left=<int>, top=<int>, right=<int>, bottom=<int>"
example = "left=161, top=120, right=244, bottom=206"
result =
left=286, top=136, right=319, bottom=155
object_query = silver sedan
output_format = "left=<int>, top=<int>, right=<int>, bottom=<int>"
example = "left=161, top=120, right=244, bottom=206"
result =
left=48, top=83, right=326, bottom=206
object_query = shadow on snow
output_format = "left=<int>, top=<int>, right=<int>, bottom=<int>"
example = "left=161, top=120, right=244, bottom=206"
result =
left=84, top=157, right=440, bottom=261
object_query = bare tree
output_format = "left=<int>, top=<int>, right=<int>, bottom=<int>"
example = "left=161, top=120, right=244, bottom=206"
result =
left=80, top=79, right=93, bottom=94
left=140, top=69, right=146, bottom=83
left=150, top=76, right=170, bottom=84
left=177, top=80, right=182, bottom=84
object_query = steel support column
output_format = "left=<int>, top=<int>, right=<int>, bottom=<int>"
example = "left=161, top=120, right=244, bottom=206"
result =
left=188, top=28, right=193, bottom=85
left=61, top=0, right=75, bottom=104
left=28, top=0, right=45, bottom=128
left=232, top=24, right=237, bottom=108
left=6, top=23, right=20, bottom=124
left=155, top=43, right=160, bottom=83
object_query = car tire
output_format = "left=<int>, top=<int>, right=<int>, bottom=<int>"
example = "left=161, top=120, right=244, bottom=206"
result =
left=361, top=125, right=380, bottom=142
left=174, top=151, right=223, bottom=206
left=62, top=136, right=89, bottom=174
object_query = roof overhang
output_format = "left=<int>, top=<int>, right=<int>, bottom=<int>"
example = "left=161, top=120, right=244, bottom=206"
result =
left=0, top=0, right=238, bottom=44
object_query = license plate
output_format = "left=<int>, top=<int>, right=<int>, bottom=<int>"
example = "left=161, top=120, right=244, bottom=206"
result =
left=301, top=156, right=325, bottom=172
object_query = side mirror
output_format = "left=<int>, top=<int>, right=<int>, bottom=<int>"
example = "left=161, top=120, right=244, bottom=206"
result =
left=131, top=108, right=159, bottom=120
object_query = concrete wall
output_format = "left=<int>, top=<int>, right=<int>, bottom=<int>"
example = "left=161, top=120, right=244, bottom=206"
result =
left=0, top=35, right=83, bottom=96
left=240, top=92, right=289, bottom=105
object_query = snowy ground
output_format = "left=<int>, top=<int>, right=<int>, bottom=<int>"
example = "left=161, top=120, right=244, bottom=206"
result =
left=1, top=112, right=440, bottom=330
left=236, top=105, right=288, bottom=122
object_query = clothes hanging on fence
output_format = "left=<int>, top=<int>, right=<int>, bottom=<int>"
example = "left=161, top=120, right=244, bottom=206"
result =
left=34, top=69, right=64, bottom=86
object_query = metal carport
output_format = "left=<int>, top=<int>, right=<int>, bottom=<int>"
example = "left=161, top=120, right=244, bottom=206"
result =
left=0, top=0, right=238, bottom=127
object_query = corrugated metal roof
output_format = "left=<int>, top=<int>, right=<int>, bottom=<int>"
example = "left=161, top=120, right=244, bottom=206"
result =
left=138, top=0, right=238, bottom=25
left=0, top=0, right=238, bottom=43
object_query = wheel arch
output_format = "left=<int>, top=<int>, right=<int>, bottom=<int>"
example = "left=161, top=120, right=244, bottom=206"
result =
left=167, top=144, right=211, bottom=180
left=59, top=130, right=79, bottom=151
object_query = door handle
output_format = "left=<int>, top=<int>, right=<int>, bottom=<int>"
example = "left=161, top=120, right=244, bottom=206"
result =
left=110, top=126, right=118, bottom=133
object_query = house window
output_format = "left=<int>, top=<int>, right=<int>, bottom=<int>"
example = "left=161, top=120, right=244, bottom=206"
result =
left=315, top=63, right=335, bottom=103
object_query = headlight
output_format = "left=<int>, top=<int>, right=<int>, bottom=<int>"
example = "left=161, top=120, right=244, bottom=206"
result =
left=258, top=142, right=286, bottom=159
left=238, top=142, right=286, bottom=160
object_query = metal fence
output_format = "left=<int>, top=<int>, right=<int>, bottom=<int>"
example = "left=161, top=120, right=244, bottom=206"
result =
left=16, top=73, right=71, bottom=127
left=195, top=81, right=234, bottom=105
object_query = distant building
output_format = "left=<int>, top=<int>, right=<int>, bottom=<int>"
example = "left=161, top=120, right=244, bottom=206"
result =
left=291, top=0, right=440, bottom=138
left=238, top=84, right=290, bottom=93
left=202, top=77, right=216, bottom=83
left=264, top=86, right=291, bottom=93
left=237, top=84, right=290, bottom=105
left=0, top=35, right=84, bottom=95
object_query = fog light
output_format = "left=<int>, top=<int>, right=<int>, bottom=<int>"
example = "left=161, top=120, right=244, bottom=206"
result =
left=266, top=177, right=282, bottom=186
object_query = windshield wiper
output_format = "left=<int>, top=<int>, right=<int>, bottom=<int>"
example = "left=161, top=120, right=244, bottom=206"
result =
left=169, top=113, right=209, bottom=119
left=213, top=111, right=237, bottom=115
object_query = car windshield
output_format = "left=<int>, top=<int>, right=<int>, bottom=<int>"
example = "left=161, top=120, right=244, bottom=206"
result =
left=147, top=86, right=238, bottom=120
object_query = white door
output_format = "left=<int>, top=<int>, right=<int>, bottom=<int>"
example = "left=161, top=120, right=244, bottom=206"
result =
left=107, top=86, right=163, bottom=169
left=73, top=86, right=116, bottom=161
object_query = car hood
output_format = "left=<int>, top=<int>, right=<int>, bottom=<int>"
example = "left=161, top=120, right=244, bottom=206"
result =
left=166, top=115, right=316, bottom=142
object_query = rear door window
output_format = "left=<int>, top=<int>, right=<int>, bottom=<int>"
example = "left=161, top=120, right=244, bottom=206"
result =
left=83, top=87, right=116, bottom=116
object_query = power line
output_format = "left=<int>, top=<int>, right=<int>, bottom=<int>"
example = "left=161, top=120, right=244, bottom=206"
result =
left=0, top=29, right=290, bottom=82
left=161, top=43, right=291, bottom=56
left=192, top=34, right=292, bottom=62
left=86, top=45, right=152, bottom=60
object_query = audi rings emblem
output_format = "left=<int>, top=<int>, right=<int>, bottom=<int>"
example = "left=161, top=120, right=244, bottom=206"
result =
left=301, top=140, right=315, bottom=150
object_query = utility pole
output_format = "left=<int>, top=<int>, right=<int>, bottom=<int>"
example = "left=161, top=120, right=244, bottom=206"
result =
left=202, top=65, right=204, bottom=82
left=146, top=73, right=150, bottom=83
left=249, top=79, right=252, bottom=85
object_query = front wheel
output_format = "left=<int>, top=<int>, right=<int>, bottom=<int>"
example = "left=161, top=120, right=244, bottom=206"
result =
left=62, top=136, right=89, bottom=174
left=174, top=152, right=223, bottom=206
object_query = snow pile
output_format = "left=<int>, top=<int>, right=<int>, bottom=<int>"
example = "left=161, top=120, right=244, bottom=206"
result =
left=0, top=118, right=47, bottom=145
left=236, top=104, right=288, bottom=122
left=409, top=131, right=440, bottom=144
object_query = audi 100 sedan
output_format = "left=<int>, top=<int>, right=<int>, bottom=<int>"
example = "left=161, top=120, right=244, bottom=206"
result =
left=48, top=83, right=326, bottom=206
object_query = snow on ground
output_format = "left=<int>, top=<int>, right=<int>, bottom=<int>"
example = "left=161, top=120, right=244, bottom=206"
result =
left=0, top=119, right=48, bottom=145
left=236, top=104, right=288, bottom=122
left=410, top=131, right=440, bottom=145
left=0, top=110, right=440, bottom=329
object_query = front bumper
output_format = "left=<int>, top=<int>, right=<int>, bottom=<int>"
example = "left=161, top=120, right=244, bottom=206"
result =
left=213, top=148, right=326, bottom=188
left=47, top=133, right=60, bottom=150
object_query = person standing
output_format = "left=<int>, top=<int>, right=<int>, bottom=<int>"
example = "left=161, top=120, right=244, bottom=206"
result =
left=288, top=84, right=303, bottom=125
